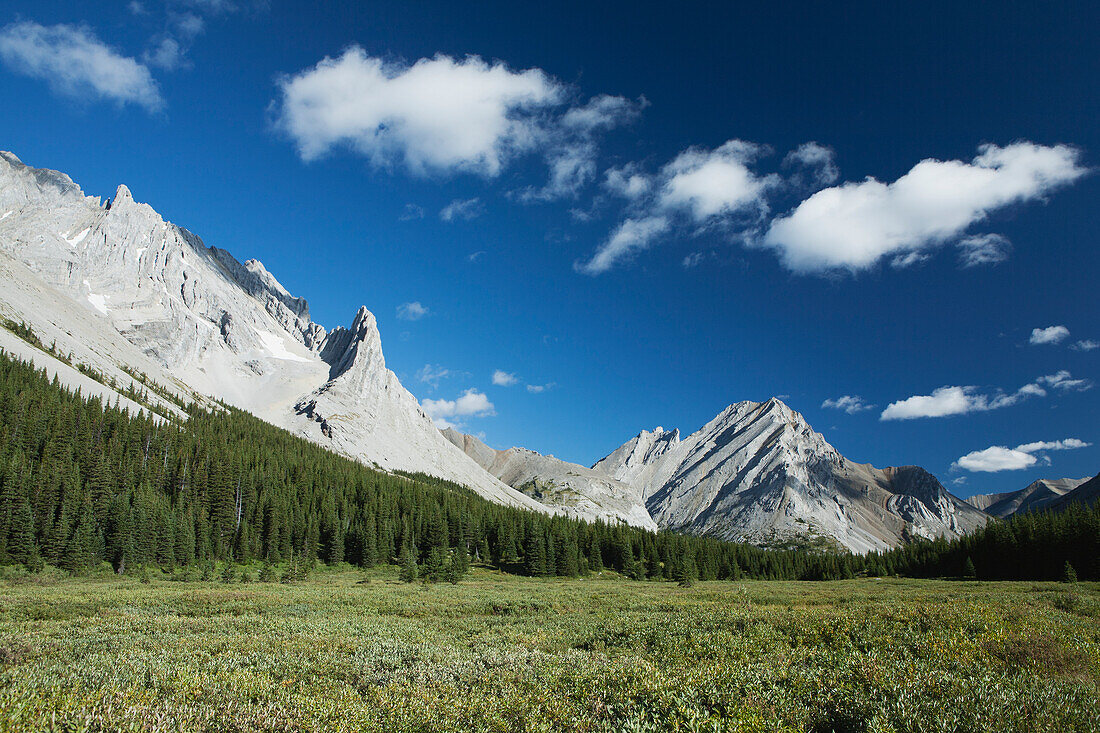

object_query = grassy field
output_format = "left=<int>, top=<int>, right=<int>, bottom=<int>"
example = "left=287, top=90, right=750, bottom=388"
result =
left=1, top=567, right=1098, bottom=732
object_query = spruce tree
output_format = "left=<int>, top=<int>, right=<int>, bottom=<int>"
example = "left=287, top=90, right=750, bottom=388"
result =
left=962, top=556, right=977, bottom=579
left=676, top=551, right=698, bottom=587
left=398, top=541, right=418, bottom=583
left=524, top=525, right=546, bottom=577
left=447, top=546, right=469, bottom=584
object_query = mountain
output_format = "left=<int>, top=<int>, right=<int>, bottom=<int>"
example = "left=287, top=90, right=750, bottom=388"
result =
left=0, top=150, right=543, bottom=513
left=591, top=399, right=988, bottom=553
left=966, top=477, right=1090, bottom=518
left=441, top=428, right=656, bottom=530
left=0, top=150, right=990, bottom=552
left=1033, top=473, right=1100, bottom=514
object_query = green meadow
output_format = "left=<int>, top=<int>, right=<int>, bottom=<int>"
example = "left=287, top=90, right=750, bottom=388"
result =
left=1, top=568, right=1098, bottom=732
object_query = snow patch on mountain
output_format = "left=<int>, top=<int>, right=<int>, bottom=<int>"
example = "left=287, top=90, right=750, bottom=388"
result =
left=66, top=227, right=90, bottom=246
left=256, top=329, right=311, bottom=362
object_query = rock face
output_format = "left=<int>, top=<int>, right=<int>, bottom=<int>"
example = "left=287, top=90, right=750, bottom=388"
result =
left=0, top=151, right=544, bottom=513
left=441, top=428, right=656, bottom=530
left=592, top=399, right=988, bottom=553
left=1041, top=473, right=1100, bottom=513
left=966, top=478, right=1090, bottom=518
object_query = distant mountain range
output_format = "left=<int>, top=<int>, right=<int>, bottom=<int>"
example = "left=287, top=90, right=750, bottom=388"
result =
left=967, top=476, right=1095, bottom=518
left=1, top=150, right=1088, bottom=553
left=449, top=398, right=987, bottom=552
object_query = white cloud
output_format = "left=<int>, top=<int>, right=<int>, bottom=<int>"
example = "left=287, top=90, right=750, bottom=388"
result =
left=522, top=143, right=597, bottom=201
left=957, top=233, right=1011, bottom=267
left=1030, top=325, right=1070, bottom=345
left=128, top=1, right=147, bottom=15
left=783, top=142, right=838, bottom=186
left=143, top=37, right=185, bottom=71
left=822, top=395, right=875, bottom=414
left=682, top=251, right=705, bottom=268
left=467, top=250, right=486, bottom=262
left=955, top=446, right=1038, bottom=472
left=576, top=215, right=670, bottom=275
left=396, top=301, right=429, bottom=321
left=881, top=386, right=985, bottom=420
left=581, top=139, right=777, bottom=274
left=1015, top=438, right=1090, bottom=452
left=604, top=164, right=652, bottom=199
left=422, top=388, right=495, bottom=429
left=659, top=140, right=774, bottom=221
left=174, top=13, right=205, bottom=38
left=0, top=22, right=163, bottom=111
left=516, top=95, right=645, bottom=202
left=416, top=364, right=450, bottom=388
left=560, top=94, right=644, bottom=132
left=1037, top=370, right=1093, bottom=392
left=890, top=251, right=931, bottom=269
left=492, top=370, right=518, bottom=386
left=440, top=197, right=484, bottom=222
left=880, top=381, right=1044, bottom=420
left=954, top=437, right=1091, bottom=472
left=762, top=142, right=1085, bottom=273
left=526, top=383, right=554, bottom=393
left=1072, top=339, right=1099, bottom=352
left=398, top=203, right=424, bottom=221
left=274, top=48, right=563, bottom=174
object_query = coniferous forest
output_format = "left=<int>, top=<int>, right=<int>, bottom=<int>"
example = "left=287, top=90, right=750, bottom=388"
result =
left=0, top=348, right=1095, bottom=581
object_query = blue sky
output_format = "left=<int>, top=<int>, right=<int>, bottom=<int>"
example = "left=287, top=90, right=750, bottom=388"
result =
left=1, top=0, right=1097, bottom=496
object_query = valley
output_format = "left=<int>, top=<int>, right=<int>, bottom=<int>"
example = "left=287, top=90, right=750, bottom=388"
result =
left=1, top=568, right=1097, bottom=732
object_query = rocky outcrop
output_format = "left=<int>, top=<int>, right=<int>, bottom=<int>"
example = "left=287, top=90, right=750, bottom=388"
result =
left=592, top=399, right=988, bottom=552
left=1040, top=473, right=1100, bottom=513
left=966, top=478, right=1090, bottom=518
left=441, top=428, right=656, bottom=530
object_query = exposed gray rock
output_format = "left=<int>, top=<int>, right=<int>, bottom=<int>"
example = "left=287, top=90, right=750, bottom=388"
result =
left=441, top=428, right=656, bottom=530
left=967, top=477, right=1091, bottom=518
left=592, top=398, right=988, bottom=552
left=0, top=150, right=544, bottom=513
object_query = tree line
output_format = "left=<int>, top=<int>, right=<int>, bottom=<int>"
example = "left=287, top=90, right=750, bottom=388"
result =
left=1, top=349, right=1094, bottom=583
left=0, top=350, right=861, bottom=582
left=864, top=498, right=1099, bottom=581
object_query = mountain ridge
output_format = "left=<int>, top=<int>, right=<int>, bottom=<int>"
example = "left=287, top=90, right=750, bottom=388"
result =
left=966, top=478, right=1090, bottom=518
left=590, top=398, right=987, bottom=552
left=0, top=150, right=545, bottom=513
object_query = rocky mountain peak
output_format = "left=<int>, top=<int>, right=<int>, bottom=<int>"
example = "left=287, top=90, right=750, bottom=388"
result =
left=2, top=150, right=545, bottom=515
left=210, top=248, right=313, bottom=334
left=317, top=305, right=384, bottom=387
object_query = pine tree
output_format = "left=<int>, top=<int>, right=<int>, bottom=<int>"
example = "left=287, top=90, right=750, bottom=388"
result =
left=447, top=546, right=469, bottom=584
left=6, top=495, right=35, bottom=565
left=1063, top=561, right=1078, bottom=584
left=423, top=546, right=445, bottom=583
left=398, top=541, right=418, bottom=583
left=524, top=524, right=546, bottom=577
left=676, top=551, right=698, bottom=587
left=64, top=501, right=97, bottom=573
left=962, top=556, right=977, bottom=579
left=258, top=559, right=277, bottom=582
